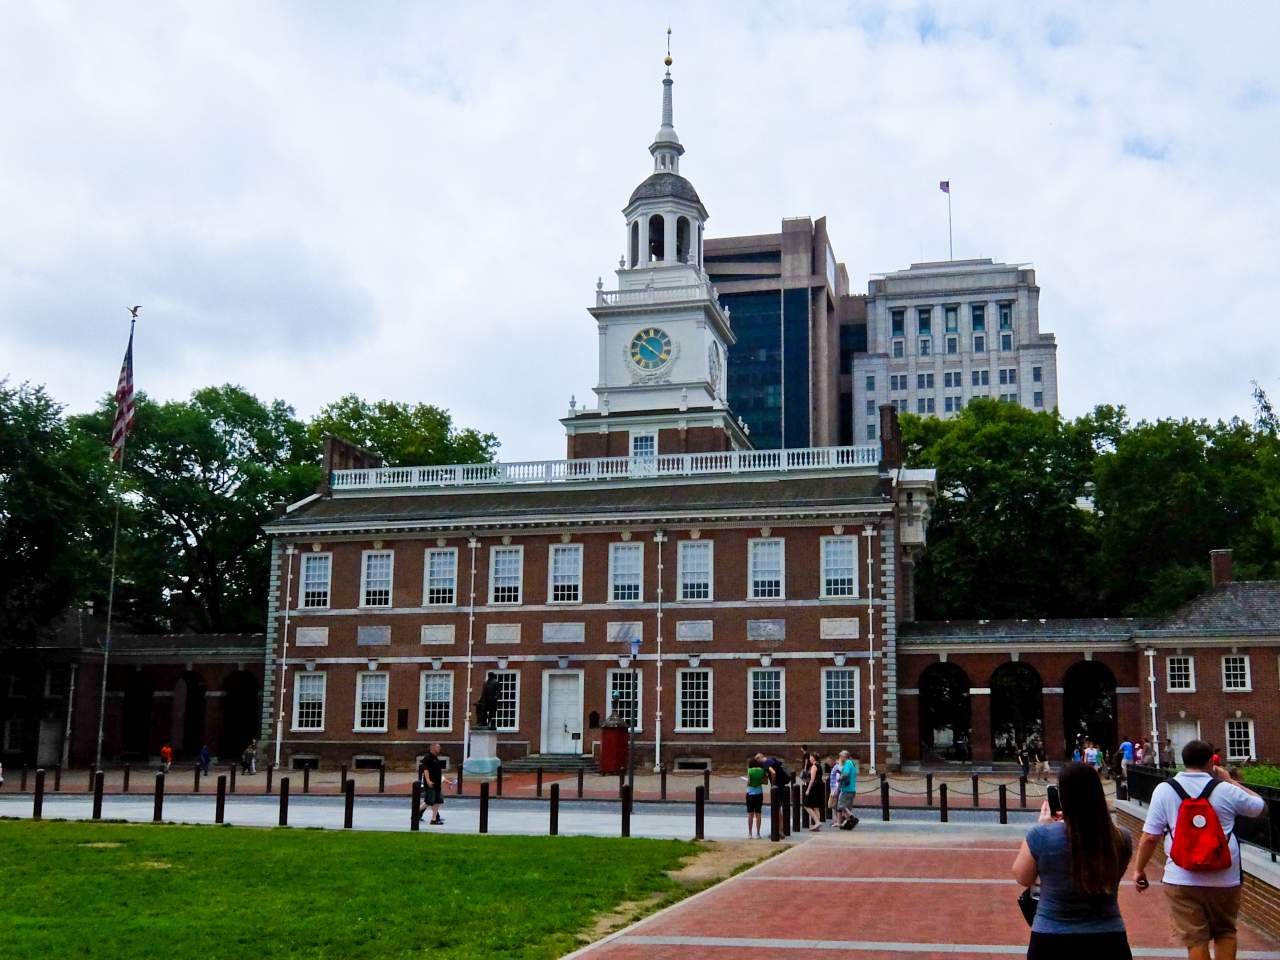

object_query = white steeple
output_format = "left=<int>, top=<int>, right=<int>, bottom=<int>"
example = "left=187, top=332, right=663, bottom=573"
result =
left=650, top=43, right=684, bottom=175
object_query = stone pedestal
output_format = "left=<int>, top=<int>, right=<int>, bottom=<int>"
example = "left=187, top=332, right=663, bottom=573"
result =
left=463, top=728, right=501, bottom=777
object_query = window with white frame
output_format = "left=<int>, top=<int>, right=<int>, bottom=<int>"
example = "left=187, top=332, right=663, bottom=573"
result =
left=748, top=668, right=785, bottom=732
left=548, top=544, right=583, bottom=603
left=610, top=542, right=643, bottom=602
left=607, top=669, right=642, bottom=730
left=1222, top=655, right=1251, bottom=691
left=354, top=672, right=388, bottom=732
left=821, top=536, right=858, bottom=598
left=418, top=671, right=453, bottom=731
left=822, top=667, right=861, bottom=731
left=1166, top=655, right=1195, bottom=692
left=630, top=431, right=656, bottom=459
left=1226, top=719, right=1256, bottom=761
left=293, top=673, right=326, bottom=730
left=301, top=553, right=331, bottom=609
left=676, top=668, right=712, bottom=731
left=361, top=551, right=394, bottom=607
left=749, top=538, right=784, bottom=599
left=493, top=670, right=519, bottom=731
left=489, top=546, right=523, bottom=604
left=678, top=540, right=713, bottom=601
left=424, top=548, right=457, bottom=606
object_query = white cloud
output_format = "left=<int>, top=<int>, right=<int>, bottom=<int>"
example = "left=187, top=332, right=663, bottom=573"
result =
left=1, top=1, right=1277, bottom=461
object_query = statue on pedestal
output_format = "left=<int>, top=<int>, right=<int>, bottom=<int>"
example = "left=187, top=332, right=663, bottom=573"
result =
left=474, top=672, right=501, bottom=729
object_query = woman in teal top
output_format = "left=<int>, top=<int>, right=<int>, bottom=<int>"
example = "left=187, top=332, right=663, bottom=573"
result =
left=745, top=759, right=766, bottom=838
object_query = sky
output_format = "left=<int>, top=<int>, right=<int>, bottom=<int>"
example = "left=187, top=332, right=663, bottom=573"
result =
left=2, top=1, right=1278, bottom=462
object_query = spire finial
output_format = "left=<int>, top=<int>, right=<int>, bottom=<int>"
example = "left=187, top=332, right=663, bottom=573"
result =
left=665, top=27, right=672, bottom=68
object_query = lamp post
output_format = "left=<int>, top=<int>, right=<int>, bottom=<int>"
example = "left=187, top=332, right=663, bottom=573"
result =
left=653, top=530, right=666, bottom=772
left=863, top=524, right=877, bottom=775
left=462, top=536, right=479, bottom=760
left=274, top=544, right=297, bottom=768
left=1145, top=647, right=1159, bottom=768
left=627, top=637, right=640, bottom=791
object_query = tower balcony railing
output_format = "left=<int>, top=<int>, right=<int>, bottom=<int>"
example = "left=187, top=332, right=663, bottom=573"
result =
left=330, top=443, right=883, bottom=492
left=596, top=280, right=721, bottom=308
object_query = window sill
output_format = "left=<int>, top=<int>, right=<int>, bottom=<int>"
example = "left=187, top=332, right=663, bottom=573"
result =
left=674, top=597, right=713, bottom=604
left=819, top=726, right=862, bottom=734
left=488, top=600, right=523, bottom=607
left=674, top=727, right=714, bottom=734
left=819, top=594, right=859, bottom=602
left=748, top=727, right=787, bottom=734
left=298, top=606, right=330, bottom=613
left=417, top=727, right=453, bottom=734
left=359, top=604, right=393, bottom=610
left=1223, top=688, right=1253, bottom=693
left=1166, top=687, right=1197, bottom=694
left=546, top=600, right=583, bottom=607
left=352, top=727, right=389, bottom=734
left=290, top=727, right=325, bottom=734
left=423, top=602, right=458, bottom=609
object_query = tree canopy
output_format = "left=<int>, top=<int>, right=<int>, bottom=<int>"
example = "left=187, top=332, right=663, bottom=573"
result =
left=309, top=395, right=499, bottom=467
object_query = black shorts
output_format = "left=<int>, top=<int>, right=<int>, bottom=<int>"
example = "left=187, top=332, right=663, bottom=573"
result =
left=1027, top=931, right=1131, bottom=960
left=422, top=785, right=443, bottom=806
left=746, top=792, right=763, bottom=812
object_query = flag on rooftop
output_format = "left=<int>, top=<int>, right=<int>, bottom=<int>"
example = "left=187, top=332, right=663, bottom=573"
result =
left=110, top=326, right=135, bottom=462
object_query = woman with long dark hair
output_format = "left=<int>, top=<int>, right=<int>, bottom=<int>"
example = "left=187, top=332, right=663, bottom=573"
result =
left=1012, top=761, right=1134, bottom=959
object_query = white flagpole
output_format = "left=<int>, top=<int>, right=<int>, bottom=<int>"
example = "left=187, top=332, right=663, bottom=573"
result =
left=948, top=190, right=953, bottom=261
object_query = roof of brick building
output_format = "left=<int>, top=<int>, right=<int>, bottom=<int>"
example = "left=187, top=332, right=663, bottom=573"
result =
left=1137, top=581, right=1280, bottom=637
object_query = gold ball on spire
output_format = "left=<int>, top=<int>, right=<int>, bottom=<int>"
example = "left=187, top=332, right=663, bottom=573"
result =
left=664, top=55, right=672, bottom=66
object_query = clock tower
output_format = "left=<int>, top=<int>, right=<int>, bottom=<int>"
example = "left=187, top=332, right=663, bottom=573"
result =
left=563, top=51, right=748, bottom=460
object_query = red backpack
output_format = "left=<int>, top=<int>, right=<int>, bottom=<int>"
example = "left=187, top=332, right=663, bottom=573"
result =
left=1166, top=778, right=1233, bottom=872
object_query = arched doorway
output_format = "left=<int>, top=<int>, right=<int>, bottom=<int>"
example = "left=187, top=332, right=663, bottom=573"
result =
left=122, top=671, right=155, bottom=759
left=171, top=671, right=207, bottom=757
left=919, top=662, right=972, bottom=761
left=1062, top=661, right=1118, bottom=756
left=221, top=671, right=259, bottom=758
left=990, top=662, right=1043, bottom=760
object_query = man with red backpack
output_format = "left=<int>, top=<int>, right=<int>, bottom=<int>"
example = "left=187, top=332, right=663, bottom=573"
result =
left=1133, top=739, right=1265, bottom=960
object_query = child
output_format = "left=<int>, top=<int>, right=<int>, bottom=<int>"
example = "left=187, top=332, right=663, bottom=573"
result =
left=745, top=756, right=766, bottom=838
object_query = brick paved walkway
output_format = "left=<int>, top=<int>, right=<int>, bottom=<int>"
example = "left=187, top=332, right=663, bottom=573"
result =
left=569, top=828, right=1280, bottom=959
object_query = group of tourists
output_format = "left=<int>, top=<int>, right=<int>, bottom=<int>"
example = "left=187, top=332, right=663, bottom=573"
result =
left=745, top=747, right=860, bottom=838
left=1013, top=738, right=1265, bottom=959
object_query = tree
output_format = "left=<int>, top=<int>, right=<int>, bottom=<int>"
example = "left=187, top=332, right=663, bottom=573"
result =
left=0, top=382, right=110, bottom=649
left=309, top=395, right=498, bottom=467
left=72, top=385, right=321, bottom=633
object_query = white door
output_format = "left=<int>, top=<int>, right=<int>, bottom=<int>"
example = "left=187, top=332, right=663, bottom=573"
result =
left=37, top=719, right=62, bottom=767
left=1167, top=720, right=1199, bottom=767
left=545, top=674, right=582, bottom=754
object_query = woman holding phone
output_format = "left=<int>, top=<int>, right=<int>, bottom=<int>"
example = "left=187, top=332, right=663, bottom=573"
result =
left=1011, top=761, right=1134, bottom=959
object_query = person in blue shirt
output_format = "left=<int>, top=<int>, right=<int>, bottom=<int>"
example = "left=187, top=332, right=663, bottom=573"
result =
left=836, top=750, right=859, bottom=830
left=1119, top=737, right=1135, bottom=777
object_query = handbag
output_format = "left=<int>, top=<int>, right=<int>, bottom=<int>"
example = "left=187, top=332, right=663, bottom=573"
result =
left=1018, top=886, right=1039, bottom=927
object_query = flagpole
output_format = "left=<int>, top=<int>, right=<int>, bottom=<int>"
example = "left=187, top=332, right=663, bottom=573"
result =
left=948, top=190, right=953, bottom=261
left=94, top=314, right=136, bottom=770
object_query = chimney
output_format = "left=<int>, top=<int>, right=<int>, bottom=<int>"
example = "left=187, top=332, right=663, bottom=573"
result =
left=878, top=404, right=904, bottom=470
left=320, top=435, right=384, bottom=495
left=1210, top=549, right=1234, bottom=589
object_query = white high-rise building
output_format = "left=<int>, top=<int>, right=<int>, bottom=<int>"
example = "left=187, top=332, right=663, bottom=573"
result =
left=852, top=259, right=1059, bottom=438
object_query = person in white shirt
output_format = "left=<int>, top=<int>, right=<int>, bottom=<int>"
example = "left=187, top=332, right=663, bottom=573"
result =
left=1133, top=739, right=1266, bottom=960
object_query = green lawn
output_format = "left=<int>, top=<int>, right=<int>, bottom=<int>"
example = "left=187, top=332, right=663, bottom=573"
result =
left=0, top=821, right=699, bottom=959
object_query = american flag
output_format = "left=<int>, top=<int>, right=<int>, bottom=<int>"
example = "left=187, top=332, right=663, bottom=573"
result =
left=939, top=180, right=950, bottom=194
left=110, top=328, right=135, bottom=462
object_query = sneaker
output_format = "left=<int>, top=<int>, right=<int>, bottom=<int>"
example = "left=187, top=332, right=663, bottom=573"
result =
left=839, top=819, right=855, bottom=830
left=430, top=817, right=445, bottom=825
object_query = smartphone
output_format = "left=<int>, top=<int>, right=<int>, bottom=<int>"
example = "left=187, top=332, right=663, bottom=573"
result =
left=1047, top=785, right=1061, bottom=817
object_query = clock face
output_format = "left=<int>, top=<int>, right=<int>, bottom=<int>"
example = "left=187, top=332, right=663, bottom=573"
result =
left=629, top=327, right=673, bottom=371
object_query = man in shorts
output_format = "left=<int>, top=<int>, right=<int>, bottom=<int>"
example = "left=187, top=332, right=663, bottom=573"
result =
left=836, top=750, right=859, bottom=830
left=420, top=742, right=446, bottom=825
left=1134, top=739, right=1265, bottom=960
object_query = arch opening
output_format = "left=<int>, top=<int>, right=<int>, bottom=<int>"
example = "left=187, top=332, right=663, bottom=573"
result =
left=122, top=671, right=155, bottom=760
left=629, top=221, right=640, bottom=268
left=170, top=671, right=207, bottom=757
left=221, top=670, right=259, bottom=758
left=1062, top=661, right=1118, bottom=756
left=647, top=214, right=665, bottom=262
left=990, top=662, right=1043, bottom=761
left=919, top=662, right=972, bottom=762
left=676, top=216, right=691, bottom=263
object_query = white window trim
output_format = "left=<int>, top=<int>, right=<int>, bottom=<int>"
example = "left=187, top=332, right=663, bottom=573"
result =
left=353, top=671, right=389, bottom=733
left=676, top=540, right=714, bottom=602
left=819, top=535, right=860, bottom=600
left=608, top=541, right=645, bottom=604
left=422, top=547, right=459, bottom=607
left=493, top=669, right=520, bottom=733
left=606, top=668, right=644, bottom=733
left=820, top=666, right=862, bottom=733
left=1225, top=719, right=1256, bottom=762
left=488, top=545, right=524, bottom=605
left=629, top=429, right=658, bottom=457
left=546, top=543, right=584, bottom=605
left=417, top=670, right=454, bottom=733
left=1221, top=654, right=1252, bottom=692
left=291, top=672, right=327, bottom=732
left=359, top=549, right=394, bottom=609
left=674, top=667, right=714, bottom=733
left=1165, top=655, right=1196, bottom=693
left=746, top=667, right=786, bottom=733
left=747, top=537, right=786, bottom=601
left=299, top=551, right=333, bottom=610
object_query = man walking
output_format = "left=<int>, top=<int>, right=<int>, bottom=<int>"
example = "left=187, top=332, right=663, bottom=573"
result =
left=420, top=742, right=446, bottom=826
left=1134, top=739, right=1265, bottom=960
left=836, top=750, right=859, bottom=830
left=1119, top=735, right=1135, bottom=777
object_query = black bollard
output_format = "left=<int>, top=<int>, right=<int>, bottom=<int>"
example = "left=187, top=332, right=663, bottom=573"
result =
left=33, top=769, right=45, bottom=820
left=770, top=786, right=782, bottom=842
left=54, top=765, right=62, bottom=792
left=537, top=766, right=543, bottom=799
left=303, top=765, right=310, bottom=795
left=496, top=766, right=503, bottom=797
left=972, top=773, right=980, bottom=808
left=939, top=782, right=949, bottom=823
left=379, top=761, right=386, bottom=794
left=87, top=767, right=96, bottom=794
left=660, top=764, right=668, bottom=801
left=455, top=765, right=464, bottom=796
left=999, top=784, right=1008, bottom=825
left=340, top=764, right=348, bottom=793
left=122, top=764, right=130, bottom=794
left=266, top=763, right=274, bottom=794
left=577, top=767, right=584, bottom=800
left=792, top=783, right=802, bottom=833
left=621, top=784, right=631, bottom=838
left=229, top=765, right=237, bottom=794
left=781, top=781, right=791, bottom=837
left=153, top=772, right=165, bottom=822
left=479, top=781, right=490, bottom=834
left=344, top=779, right=355, bottom=829
left=92, top=771, right=104, bottom=820
left=279, top=776, right=290, bottom=827
left=549, top=783, right=560, bottom=836
left=194, top=766, right=201, bottom=794
left=411, top=780, right=421, bottom=831
left=703, top=767, right=711, bottom=800
left=926, top=772, right=934, bottom=806
left=881, top=778, right=891, bottom=822
left=216, top=775, right=227, bottom=824
left=695, top=784, right=705, bottom=840
left=21, top=766, right=28, bottom=792
left=1019, top=776, right=1027, bottom=809
left=617, top=769, right=624, bottom=799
